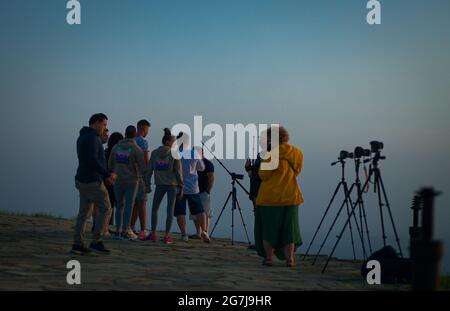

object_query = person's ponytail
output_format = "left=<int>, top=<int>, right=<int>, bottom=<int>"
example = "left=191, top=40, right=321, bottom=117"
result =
left=162, top=128, right=172, bottom=145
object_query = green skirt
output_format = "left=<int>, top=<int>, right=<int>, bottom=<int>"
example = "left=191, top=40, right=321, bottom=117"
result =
left=254, top=205, right=302, bottom=260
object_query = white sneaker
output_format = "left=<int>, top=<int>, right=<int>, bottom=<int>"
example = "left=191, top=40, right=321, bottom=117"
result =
left=125, top=229, right=138, bottom=240
left=181, top=235, right=189, bottom=242
left=201, top=231, right=211, bottom=243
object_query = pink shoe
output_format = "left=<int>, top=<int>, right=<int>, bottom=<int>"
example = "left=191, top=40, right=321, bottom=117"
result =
left=163, top=236, right=173, bottom=245
left=138, top=231, right=147, bottom=241
left=146, top=232, right=157, bottom=241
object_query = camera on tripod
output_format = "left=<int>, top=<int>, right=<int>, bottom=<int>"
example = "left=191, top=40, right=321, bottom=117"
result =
left=231, top=173, right=244, bottom=180
left=201, top=141, right=251, bottom=246
left=370, top=141, right=384, bottom=152
left=305, top=139, right=404, bottom=273
left=354, top=146, right=371, bottom=158
left=339, top=150, right=354, bottom=160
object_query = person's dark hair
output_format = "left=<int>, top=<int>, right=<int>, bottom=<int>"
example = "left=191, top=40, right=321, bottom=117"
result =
left=107, top=132, right=124, bottom=150
left=89, top=113, right=108, bottom=125
left=162, top=128, right=173, bottom=145
left=125, top=125, right=137, bottom=139
left=137, top=119, right=151, bottom=130
left=176, top=131, right=190, bottom=151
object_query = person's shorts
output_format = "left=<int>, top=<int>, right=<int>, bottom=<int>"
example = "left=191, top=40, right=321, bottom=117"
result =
left=174, top=193, right=204, bottom=217
left=189, top=192, right=212, bottom=220
left=135, top=178, right=147, bottom=203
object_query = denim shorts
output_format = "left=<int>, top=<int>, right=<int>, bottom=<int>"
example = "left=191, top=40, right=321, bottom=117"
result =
left=174, top=193, right=204, bottom=217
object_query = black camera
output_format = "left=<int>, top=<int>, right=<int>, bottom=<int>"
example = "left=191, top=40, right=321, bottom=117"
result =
left=339, top=150, right=354, bottom=160
left=231, top=173, right=244, bottom=180
left=370, top=141, right=384, bottom=152
left=354, top=146, right=371, bottom=158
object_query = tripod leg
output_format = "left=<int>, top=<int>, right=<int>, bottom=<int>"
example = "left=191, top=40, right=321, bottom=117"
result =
left=235, top=199, right=252, bottom=245
left=210, top=191, right=232, bottom=238
left=312, top=183, right=356, bottom=265
left=231, top=207, right=234, bottom=245
left=378, top=173, right=404, bottom=257
left=359, top=198, right=373, bottom=255
left=343, top=183, right=357, bottom=260
left=344, top=182, right=366, bottom=260
left=231, top=188, right=236, bottom=245
left=375, top=172, right=387, bottom=248
left=322, top=173, right=372, bottom=273
left=350, top=182, right=368, bottom=259
left=303, top=182, right=343, bottom=261
left=358, top=199, right=364, bottom=249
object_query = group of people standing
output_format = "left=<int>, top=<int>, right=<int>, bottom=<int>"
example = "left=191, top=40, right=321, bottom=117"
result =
left=72, top=113, right=304, bottom=268
left=71, top=113, right=214, bottom=255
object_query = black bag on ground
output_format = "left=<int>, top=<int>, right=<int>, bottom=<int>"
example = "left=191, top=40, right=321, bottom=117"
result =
left=361, top=245, right=411, bottom=284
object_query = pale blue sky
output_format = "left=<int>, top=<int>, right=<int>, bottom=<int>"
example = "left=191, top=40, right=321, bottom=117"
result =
left=1, top=0, right=449, bottom=271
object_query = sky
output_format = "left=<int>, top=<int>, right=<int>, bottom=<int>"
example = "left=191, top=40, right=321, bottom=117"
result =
left=0, top=0, right=450, bottom=273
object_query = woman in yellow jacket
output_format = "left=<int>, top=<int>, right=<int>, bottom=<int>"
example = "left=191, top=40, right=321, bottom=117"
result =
left=255, top=126, right=304, bottom=267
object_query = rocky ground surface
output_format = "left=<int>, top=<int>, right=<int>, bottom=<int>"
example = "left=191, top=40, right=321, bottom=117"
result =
left=0, top=214, right=408, bottom=290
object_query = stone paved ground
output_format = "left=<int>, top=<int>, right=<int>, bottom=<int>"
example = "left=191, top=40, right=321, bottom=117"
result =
left=0, top=214, right=407, bottom=291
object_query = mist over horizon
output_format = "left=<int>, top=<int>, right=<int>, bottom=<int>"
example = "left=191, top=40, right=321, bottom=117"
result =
left=1, top=0, right=449, bottom=274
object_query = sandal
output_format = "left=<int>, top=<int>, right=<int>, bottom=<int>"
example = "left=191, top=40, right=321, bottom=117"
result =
left=262, top=258, right=273, bottom=266
left=286, top=259, right=296, bottom=268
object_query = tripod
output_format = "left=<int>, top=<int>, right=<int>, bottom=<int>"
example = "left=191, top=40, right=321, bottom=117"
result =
left=210, top=173, right=252, bottom=245
left=201, top=142, right=252, bottom=246
left=322, top=150, right=404, bottom=273
left=304, top=157, right=365, bottom=264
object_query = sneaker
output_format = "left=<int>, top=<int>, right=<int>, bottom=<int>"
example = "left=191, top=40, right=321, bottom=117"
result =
left=181, top=235, right=189, bottom=242
left=138, top=230, right=148, bottom=241
left=71, top=244, right=91, bottom=255
left=113, top=234, right=123, bottom=241
left=89, top=241, right=111, bottom=254
left=103, top=231, right=111, bottom=238
left=124, top=229, right=138, bottom=241
left=146, top=232, right=157, bottom=241
left=200, top=231, right=211, bottom=243
left=163, top=236, right=173, bottom=245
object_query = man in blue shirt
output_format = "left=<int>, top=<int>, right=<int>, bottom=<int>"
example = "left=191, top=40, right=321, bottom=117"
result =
left=72, top=113, right=116, bottom=254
